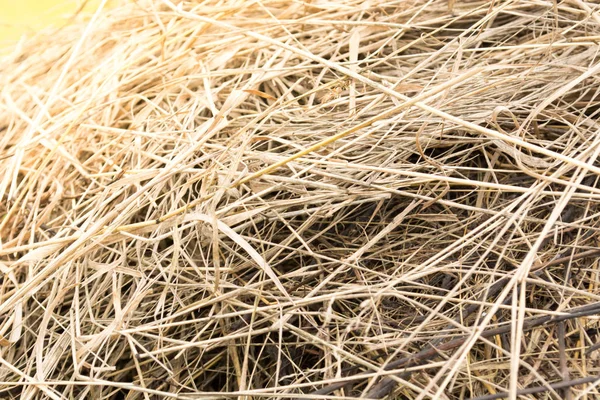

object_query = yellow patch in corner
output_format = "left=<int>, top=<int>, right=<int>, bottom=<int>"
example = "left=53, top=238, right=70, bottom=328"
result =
left=0, top=0, right=106, bottom=46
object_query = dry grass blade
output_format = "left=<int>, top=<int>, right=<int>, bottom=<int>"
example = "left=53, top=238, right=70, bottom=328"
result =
left=1, top=0, right=600, bottom=399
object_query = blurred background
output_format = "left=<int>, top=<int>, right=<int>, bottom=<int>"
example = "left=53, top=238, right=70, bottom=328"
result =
left=0, top=0, right=105, bottom=47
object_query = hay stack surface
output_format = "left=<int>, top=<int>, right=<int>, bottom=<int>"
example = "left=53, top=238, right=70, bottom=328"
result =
left=1, top=0, right=600, bottom=398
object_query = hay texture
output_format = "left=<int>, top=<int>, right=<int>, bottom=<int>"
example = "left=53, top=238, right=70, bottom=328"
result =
left=2, top=0, right=600, bottom=398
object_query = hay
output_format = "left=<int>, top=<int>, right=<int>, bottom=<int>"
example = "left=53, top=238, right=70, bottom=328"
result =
left=1, top=0, right=600, bottom=398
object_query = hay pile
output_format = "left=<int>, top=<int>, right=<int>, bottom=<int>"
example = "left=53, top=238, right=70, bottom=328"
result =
left=2, top=0, right=600, bottom=398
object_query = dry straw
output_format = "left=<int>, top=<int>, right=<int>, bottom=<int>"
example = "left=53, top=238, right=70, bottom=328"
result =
left=1, top=0, right=600, bottom=398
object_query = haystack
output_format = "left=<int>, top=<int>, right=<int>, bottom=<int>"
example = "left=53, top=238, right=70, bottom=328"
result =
left=1, top=0, right=600, bottom=398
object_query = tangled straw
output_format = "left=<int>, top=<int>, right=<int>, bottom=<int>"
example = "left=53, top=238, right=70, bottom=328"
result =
left=2, top=0, right=600, bottom=399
